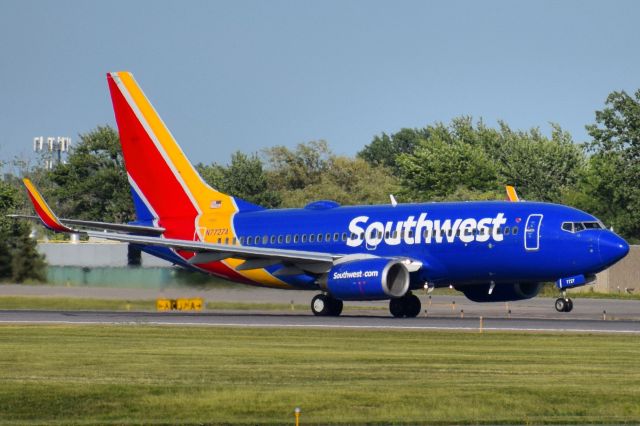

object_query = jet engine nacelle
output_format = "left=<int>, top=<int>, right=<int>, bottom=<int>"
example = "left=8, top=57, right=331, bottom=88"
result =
left=319, top=258, right=410, bottom=301
left=457, top=282, right=543, bottom=302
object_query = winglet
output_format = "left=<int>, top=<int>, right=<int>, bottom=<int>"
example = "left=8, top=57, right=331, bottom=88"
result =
left=22, top=179, right=74, bottom=232
left=505, top=185, right=520, bottom=202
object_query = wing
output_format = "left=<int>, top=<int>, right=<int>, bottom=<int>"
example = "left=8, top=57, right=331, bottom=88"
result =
left=16, top=178, right=340, bottom=273
left=16, top=179, right=424, bottom=275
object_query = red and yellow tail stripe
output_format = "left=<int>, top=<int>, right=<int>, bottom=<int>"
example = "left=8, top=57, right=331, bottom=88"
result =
left=22, top=178, right=73, bottom=233
left=108, top=72, right=289, bottom=288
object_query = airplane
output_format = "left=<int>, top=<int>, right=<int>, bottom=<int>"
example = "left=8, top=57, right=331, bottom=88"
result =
left=14, top=71, right=630, bottom=317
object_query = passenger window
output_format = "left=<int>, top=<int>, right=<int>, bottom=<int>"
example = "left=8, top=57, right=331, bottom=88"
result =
left=408, top=230, right=414, bottom=238
left=247, top=236, right=253, bottom=245
left=504, top=226, right=510, bottom=235
left=270, top=235, right=276, bottom=244
left=326, top=233, right=331, bottom=241
left=262, top=236, right=268, bottom=244
left=217, top=238, right=222, bottom=244
left=294, top=235, right=299, bottom=243
left=224, top=237, right=229, bottom=244
left=302, top=234, right=308, bottom=243
left=255, top=235, right=260, bottom=244
left=286, top=235, right=291, bottom=243
left=333, top=233, right=339, bottom=241
left=310, top=234, right=316, bottom=243
left=512, top=226, right=518, bottom=235
left=317, top=234, right=323, bottom=242
left=341, top=232, right=348, bottom=241
left=277, top=235, right=283, bottom=244
left=239, top=237, right=245, bottom=245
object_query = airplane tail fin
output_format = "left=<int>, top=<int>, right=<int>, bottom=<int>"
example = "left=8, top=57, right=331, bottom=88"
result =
left=106, top=72, right=262, bottom=240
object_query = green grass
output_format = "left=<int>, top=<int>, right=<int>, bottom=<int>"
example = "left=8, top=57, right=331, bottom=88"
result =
left=0, top=325, right=639, bottom=425
left=0, top=296, right=157, bottom=311
left=0, top=296, right=387, bottom=312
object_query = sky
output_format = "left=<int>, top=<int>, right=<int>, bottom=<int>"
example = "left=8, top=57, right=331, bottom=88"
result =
left=1, top=0, right=639, bottom=168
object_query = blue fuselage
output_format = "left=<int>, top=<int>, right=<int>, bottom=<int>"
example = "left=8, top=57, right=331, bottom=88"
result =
left=228, top=201, right=629, bottom=290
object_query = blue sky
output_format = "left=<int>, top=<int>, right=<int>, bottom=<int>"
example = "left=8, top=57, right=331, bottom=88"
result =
left=1, top=0, right=638, bottom=167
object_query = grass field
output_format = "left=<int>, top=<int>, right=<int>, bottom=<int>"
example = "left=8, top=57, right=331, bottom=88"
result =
left=0, top=325, right=639, bottom=425
left=0, top=296, right=389, bottom=312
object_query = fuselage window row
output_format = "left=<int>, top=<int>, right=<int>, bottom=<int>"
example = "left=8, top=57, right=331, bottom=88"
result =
left=217, top=227, right=520, bottom=245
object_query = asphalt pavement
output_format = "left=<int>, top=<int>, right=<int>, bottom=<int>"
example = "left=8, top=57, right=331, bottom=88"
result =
left=1, top=284, right=640, bottom=333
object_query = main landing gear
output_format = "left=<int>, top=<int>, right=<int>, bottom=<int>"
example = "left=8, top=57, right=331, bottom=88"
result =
left=311, top=294, right=343, bottom=316
left=389, top=292, right=421, bottom=318
left=555, top=291, right=573, bottom=313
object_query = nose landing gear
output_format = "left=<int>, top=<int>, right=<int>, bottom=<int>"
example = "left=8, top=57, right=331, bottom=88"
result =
left=555, top=291, right=573, bottom=312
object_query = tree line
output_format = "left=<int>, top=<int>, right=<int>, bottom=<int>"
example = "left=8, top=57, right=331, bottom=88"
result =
left=1, top=88, right=639, bottom=282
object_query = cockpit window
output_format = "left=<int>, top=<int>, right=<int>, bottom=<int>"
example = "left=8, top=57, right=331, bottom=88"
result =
left=583, top=222, right=603, bottom=230
left=561, top=221, right=604, bottom=233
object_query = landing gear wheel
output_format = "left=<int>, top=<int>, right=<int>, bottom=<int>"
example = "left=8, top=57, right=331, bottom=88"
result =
left=389, top=298, right=405, bottom=318
left=389, top=293, right=422, bottom=318
left=555, top=297, right=573, bottom=312
left=311, top=294, right=330, bottom=316
left=565, top=298, right=573, bottom=312
left=404, top=294, right=422, bottom=318
left=311, top=294, right=343, bottom=316
left=329, top=298, right=343, bottom=316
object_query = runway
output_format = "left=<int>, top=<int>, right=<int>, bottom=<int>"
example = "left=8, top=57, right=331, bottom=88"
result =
left=1, top=310, right=640, bottom=334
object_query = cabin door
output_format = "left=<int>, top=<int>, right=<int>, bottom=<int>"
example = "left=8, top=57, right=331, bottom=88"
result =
left=524, top=214, right=543, bottom=251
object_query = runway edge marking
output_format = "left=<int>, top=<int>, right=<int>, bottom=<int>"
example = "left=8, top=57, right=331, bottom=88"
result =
left=0, top=319, right=639, bottom=334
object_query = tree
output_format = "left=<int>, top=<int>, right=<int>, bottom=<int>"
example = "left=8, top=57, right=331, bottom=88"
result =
left=45, top=126, right=134, bottom=223
left=264, top=140, right=332, bottom=191
left=358, top=127, right=427, bottom=172
left=263, top=141, right=400, bottom=207
left=396, top=137, right=498, bottom=201
left=582, top=89, right=640, bottom=241
left=276, top=156, right=400, bottom=207
left=0, top=180, right=46, bottom=282
left=492, top=123, right=584, bottom=202
left=197, top=152, right=280, bottom=208
left=390, top=118, right=584, bottom=203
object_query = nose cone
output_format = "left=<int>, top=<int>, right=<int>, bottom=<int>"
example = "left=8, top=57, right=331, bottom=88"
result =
left=598, top=232, right=630, bottom=266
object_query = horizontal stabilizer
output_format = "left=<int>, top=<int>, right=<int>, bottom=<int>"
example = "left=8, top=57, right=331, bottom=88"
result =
left=8, top=214, right=164, bottom=235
